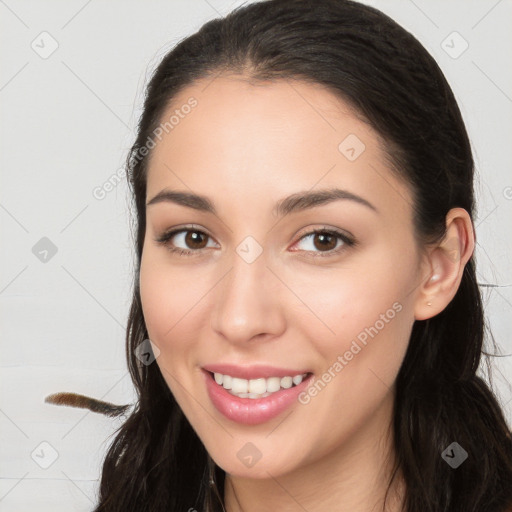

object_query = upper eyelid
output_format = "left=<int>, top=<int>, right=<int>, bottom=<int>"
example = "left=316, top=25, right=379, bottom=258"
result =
left=294, top=225, right=354, bottom=242
left=160, top=225, right=215, bottom=239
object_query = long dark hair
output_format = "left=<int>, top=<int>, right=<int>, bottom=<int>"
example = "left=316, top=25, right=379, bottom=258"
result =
left=91, top=1, right=512, bottom=510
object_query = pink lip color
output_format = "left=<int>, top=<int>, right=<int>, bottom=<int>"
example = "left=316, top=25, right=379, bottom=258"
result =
left=202, top=369, right=313, bottom=425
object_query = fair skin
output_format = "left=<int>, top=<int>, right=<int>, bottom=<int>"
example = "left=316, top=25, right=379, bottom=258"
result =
left=139, top=75, right=474, bottom=512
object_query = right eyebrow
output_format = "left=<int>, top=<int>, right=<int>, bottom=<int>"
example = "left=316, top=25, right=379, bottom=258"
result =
left=146, top=189, right=215, bottom=213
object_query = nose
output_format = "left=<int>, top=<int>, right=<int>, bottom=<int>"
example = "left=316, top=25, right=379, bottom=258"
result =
left=209, top=250, right=286, bottom=346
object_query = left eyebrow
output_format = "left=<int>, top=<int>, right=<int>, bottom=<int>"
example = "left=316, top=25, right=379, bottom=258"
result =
left=272, top=188, right=378, bottom=217
left=145, top=187, right=378, bottom=216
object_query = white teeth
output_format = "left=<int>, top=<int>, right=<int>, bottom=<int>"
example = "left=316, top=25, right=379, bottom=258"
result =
left=248, top=378, right=266, bottom=394
left=222, top=374, right=232, bottom=390
left=280, top=376, right=293, bottom=389
left=231, top=377, right=248, bottom=394
left=267, top=377, right=281, bottom=393
left=212, top=371, right=308, bottom=398
left=292, top=374, right=304, bottom=385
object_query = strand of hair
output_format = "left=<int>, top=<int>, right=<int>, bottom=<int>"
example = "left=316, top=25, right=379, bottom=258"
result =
left=45, top=392, right=130, bottom=418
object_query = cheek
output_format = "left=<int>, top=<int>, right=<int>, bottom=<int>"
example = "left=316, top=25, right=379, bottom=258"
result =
left=288, top=255, right=412, bottom=333
left=283, top=248, right=416, bottom=380
left=139, top=253, right=199, bottom=399
left=139, top=248, right=221, bottom=399
left=139, top=249, right=204, bottom=343
left=286, top=266, right=415, bottom=452
left=139, top=259, right=172, bottom=342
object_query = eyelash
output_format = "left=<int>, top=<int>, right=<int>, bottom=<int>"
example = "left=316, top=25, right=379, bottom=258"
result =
left=154, top=225, right=356, bottom=259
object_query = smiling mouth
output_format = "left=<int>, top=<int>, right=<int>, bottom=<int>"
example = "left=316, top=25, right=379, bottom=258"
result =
left=207, top=371, right=313, bottom=399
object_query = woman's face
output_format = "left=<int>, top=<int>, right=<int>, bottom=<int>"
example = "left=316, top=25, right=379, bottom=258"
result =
left=140, top=75, right=425, bottom=478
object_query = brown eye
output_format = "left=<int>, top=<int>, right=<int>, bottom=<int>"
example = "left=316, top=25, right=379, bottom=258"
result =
left=292, top=228, right=355, bottom=258
left=183, top=230, right=208, bottom=249
left=312, top=232, right=338, bottom=251
left=155, top=227, right=218, bottom=255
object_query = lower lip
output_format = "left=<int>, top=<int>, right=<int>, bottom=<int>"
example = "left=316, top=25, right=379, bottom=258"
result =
left=203, top=369, right=313, bottom=425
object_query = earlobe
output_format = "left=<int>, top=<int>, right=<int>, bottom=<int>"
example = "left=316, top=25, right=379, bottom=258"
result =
left=414, top=208, right=475, bottom=321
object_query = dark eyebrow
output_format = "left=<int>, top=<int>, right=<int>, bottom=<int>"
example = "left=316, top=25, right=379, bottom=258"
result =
left=146, top=188, right=378, bottom=216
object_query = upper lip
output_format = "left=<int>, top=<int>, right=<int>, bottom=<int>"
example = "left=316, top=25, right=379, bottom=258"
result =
left=202, top=363, right=312, bottom=380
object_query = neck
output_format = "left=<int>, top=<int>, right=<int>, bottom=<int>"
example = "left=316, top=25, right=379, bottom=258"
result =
left=223, top=389, right=405, bottom=512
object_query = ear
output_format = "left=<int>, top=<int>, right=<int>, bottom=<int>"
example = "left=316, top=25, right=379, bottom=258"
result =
left=414, top=207, right=475, bottom=321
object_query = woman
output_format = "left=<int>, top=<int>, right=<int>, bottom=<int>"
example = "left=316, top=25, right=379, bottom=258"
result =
left=47, top=0, right=512, bottom=510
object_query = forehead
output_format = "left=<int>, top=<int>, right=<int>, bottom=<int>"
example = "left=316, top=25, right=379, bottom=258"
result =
left=145, top=75, right=413, bottom=223
left=152, top=74, right=370, bottom=162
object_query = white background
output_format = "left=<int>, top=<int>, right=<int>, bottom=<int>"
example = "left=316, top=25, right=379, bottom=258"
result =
left=1, top=0, right=511, bottom=510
